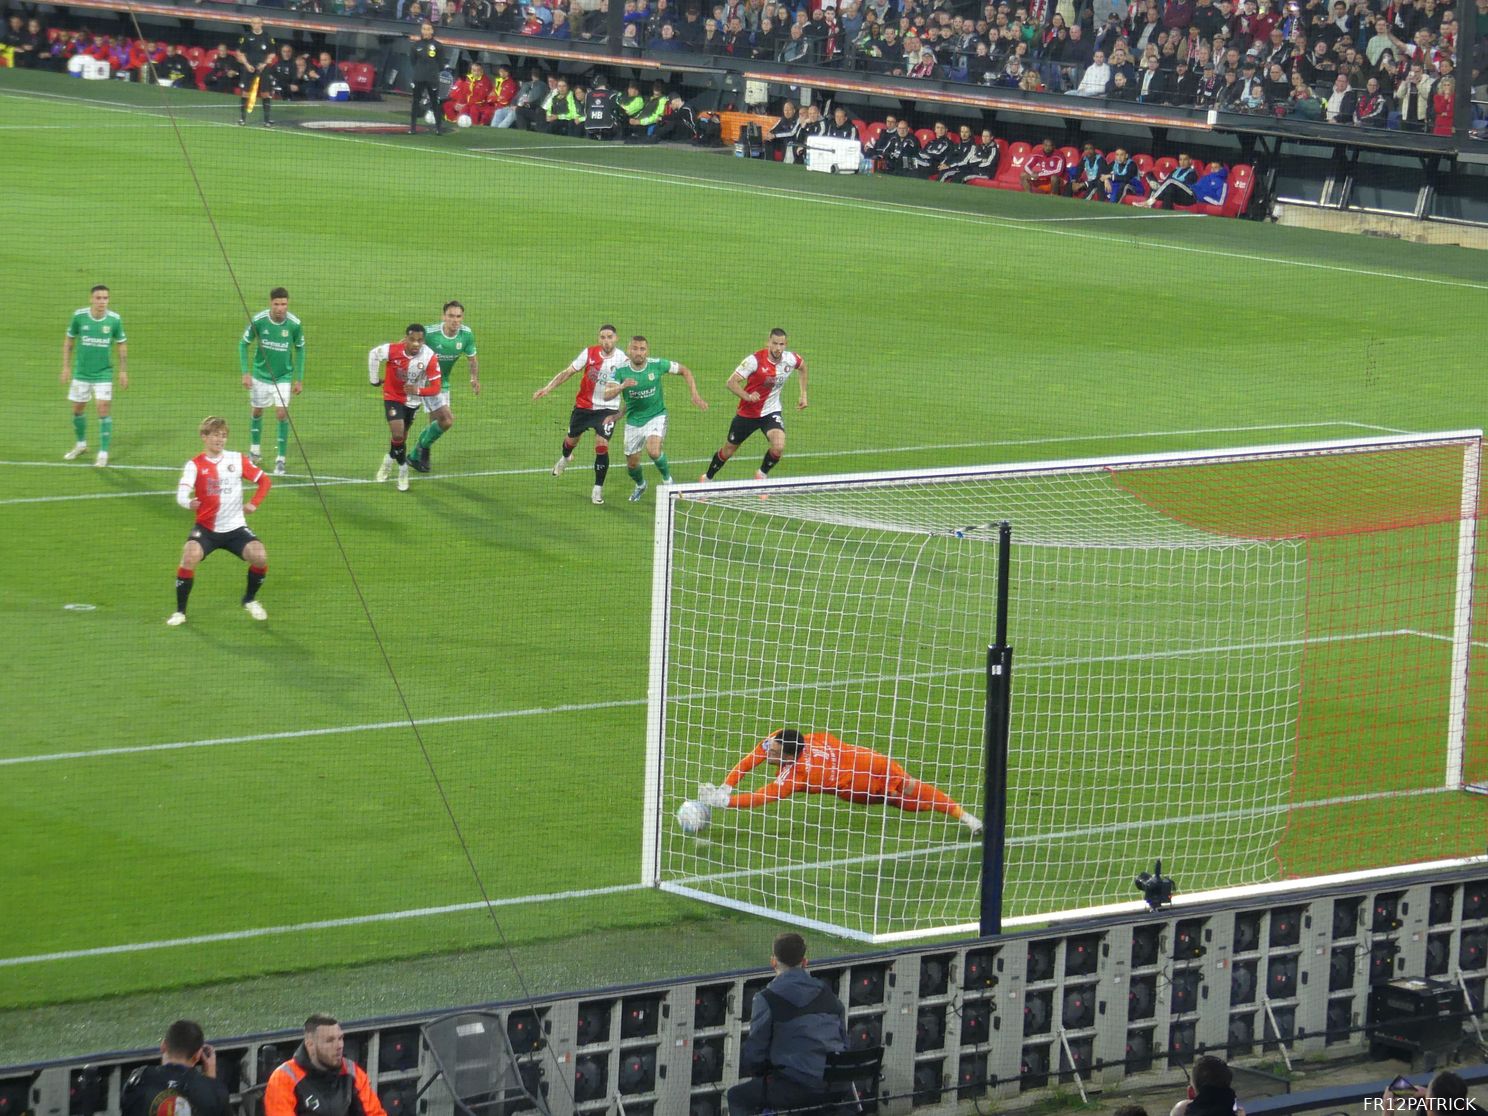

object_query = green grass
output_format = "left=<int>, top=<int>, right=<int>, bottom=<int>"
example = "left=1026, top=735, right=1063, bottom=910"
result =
left=2, top=69, right=1486, bottom=1054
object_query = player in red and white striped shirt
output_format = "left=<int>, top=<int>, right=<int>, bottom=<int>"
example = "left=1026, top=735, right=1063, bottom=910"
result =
left=700, top=328, right=809, bottom=483
left=531, top=324, right=628, bottom=505
left=368, top=324, right=443, bottom=492
left=168, top=416, right=273, bottom=627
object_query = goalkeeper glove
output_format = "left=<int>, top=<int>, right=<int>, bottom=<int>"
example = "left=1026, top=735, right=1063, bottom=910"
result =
left=697, top=784, right=732, bottom=808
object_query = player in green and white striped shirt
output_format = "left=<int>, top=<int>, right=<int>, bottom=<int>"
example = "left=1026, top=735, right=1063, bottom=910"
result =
left=239, top=287, right=306, bottom=475
left=62, top=285, right=129, bottom=467
left=408, top=300, right=479, bottom=474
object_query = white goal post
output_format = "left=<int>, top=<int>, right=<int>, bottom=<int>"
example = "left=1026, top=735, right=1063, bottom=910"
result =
left=642, top=431, right=1486, bottom=943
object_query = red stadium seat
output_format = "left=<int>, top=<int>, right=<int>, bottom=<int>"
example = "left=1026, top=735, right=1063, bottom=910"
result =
left=1153, top=156, right=1178, bottom=181
left=1133, top=153, right=1155, bottom=174
left=1183, top=164, right=1255, bottom=217
left=862, top=121, right=884, bottom=147
left=1056, top=145, right=1080, bottom=167
left=185, top=45, right=205, bottom=64
left=852, top=117, right=868, bottom=141
left=193, top=58, right=214, bottom=91
left=1220, top=163, right=1255, bottom=216
left=991, top=140, right=1031, bottom=189
left=345, top=62, right=376, bottom=94
left=914, top=128, right=936, bottom=149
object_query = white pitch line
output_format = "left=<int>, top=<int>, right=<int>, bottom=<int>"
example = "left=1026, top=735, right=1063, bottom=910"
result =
left=3, top=779, right=1463, bottom=967
left=0, top=420, right=1402, bottom=508
left=0, top=459, right=183, bottom=472
left=5, top=86, right=1487, bottom=292
left=0, top=882, right=648, bottom=967
left=2, top=625, right=1438, bottom=767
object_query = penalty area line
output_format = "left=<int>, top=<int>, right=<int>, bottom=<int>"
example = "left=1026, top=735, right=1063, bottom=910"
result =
left=0, top=420, right=1404, bottom=508
left=5, top=624, right=1447, bottom=767
left=0, top=882, right=648, bottom=967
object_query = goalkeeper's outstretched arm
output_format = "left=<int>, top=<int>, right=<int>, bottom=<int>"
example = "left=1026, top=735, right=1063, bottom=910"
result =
left=723, top=742, right=770, bottom=787
left=701, top=778, right=798, bottom=810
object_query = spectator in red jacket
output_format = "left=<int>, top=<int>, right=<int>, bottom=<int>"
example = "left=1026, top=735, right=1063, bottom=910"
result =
left=1430, top=75, right=1454, bottom=134
left=444, top=61, right=496, bottom=123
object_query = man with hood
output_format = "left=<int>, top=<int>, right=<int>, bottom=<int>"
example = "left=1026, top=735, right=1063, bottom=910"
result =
left=726, top=933, right=848, bottom=1116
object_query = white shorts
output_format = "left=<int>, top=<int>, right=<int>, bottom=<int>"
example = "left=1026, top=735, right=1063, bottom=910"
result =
left=248, top=380, right=293, bottom=410
left=624, top=414, right=668, bottom=456
left=423, top=391, right=451, bottom=414
left=68, top=380, right=112, bottom=403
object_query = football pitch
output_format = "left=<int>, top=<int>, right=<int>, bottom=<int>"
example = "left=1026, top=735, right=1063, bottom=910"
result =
left=3, top=69, right=1486, bottom=1055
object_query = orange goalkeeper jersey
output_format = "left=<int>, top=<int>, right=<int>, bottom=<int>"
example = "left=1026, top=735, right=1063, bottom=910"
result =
left=722, top=732, right=908, bottom=808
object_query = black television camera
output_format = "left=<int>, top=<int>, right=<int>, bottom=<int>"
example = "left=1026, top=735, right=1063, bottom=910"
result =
left=1134, top=859, right=1176, bottom=910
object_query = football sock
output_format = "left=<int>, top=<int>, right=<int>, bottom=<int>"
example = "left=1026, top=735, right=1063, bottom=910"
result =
left=594, top=450, right=609, bottom=486
left=239, top=98, right=247, bottom=121
left=391, top=437, right=406, bottom=464
left=175, top=567, right=194, bottom=612
left=99, top=416, right=113, bottom=452
left=244, top=564, right=267, bottom=603
left=250, top=415, right=263, bottom=448
left=706, top=452, right=728, bottom=479
left=760, top=449, right=782, bottom=475
left=276, top=420, right=289, bottom=459
left=627, top=464, right=645, bottom=485
left=654, top=454, right=671, bottom=482
left=262, top=100, right=271, bottom=122
left=560, top=436, right=577, bottom=459
left=73, top=414, right=86, bottom=443
left=417, top=423, right=446, bottom=451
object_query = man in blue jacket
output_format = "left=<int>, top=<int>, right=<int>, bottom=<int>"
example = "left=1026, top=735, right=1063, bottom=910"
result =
left=728, top=932, right=848, bottom=1116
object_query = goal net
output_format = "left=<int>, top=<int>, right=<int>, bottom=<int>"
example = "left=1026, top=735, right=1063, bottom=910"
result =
left=642, top=431, right=1487, bottom=942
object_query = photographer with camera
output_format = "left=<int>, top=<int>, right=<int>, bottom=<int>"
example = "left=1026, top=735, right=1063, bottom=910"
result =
left=122, top=1020, right=230, bottom=1116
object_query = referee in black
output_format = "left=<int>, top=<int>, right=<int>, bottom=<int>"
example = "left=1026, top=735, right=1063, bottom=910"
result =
left=122, top=1020, right=231, bottom=1116
left=234, top=17, right=275, bottom=126
left=408, top=21, right=444, bottom=135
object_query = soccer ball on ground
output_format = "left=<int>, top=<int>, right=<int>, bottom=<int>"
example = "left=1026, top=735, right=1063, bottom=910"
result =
left=457, top=113, right=472, bottom=128
left=677, top=800, right=711, bottom=834
left=424, top=110, right=437, bottom=124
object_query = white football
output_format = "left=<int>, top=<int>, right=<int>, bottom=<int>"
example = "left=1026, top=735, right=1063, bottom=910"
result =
left=457, top=113, right=472, bottom=128
left=677, top=800, right=711, bottom=834
left=424, top=110, right=437, bottom=124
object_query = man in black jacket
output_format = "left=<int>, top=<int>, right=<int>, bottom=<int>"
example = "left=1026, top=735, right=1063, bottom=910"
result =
left=823, top=105, right=858, bottom=139
left=1167, top=57, right=1200, bottom=103
left=879, top=119, right=927, bottom=175
left=938, top=126, right=999, bottom=182
left=122, top=1020, right=230, bottom=1116
left=264, top=1015, right=389, bottom=1116
left=408, top=21, right=445, bottom=134
left=727, top=933, right=847, bottom=1116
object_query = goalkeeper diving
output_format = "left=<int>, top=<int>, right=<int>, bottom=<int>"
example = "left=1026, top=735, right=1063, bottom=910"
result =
left=697, top=729, right=982, bottom=836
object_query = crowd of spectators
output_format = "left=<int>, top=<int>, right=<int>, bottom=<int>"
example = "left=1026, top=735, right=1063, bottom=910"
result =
left=6, top=0, right=1480, bottom=133
left=239, top=0, right=1483, bottom=134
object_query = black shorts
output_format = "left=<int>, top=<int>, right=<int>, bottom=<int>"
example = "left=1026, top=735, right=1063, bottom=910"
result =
left=383, top=400, right=419, bottom=425
left=187, top=525, right=258, bottom=559
left=568, top=407, right=619, bottom=441
left=727, top=412, right=785, bottom=446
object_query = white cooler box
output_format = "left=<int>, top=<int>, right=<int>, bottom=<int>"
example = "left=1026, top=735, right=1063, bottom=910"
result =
left=805, top=135, right=863, bottom=174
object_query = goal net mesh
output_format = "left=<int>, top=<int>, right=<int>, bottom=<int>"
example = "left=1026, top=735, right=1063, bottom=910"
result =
left=647, top=434, right=1485, bottom=941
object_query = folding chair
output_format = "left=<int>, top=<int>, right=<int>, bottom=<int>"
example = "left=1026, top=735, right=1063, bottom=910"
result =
left=419, top=1011, right=550, bottom=1116
left=821, top=1047, right=884, bottom=1114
